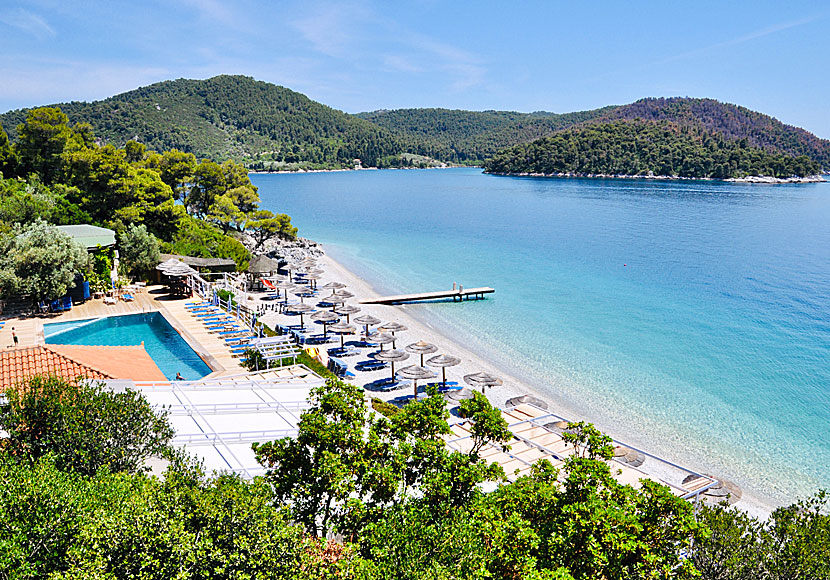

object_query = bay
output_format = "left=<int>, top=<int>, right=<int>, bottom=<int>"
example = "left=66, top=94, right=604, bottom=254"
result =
left=254, top=167, right=830, bottom=505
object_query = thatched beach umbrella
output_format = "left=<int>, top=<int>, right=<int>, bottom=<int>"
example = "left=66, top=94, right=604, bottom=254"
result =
left=396, top=364, right=437, bottom=401
left=405, top=340, right=438, bottom=366
left=334, top=304, right=361, bottom=323
left=445, top=388, right=475, bottom=403
left=274, top=280, right=296, bottom=302
left=328, top=322, right=356, bottom=349
left=285, top=302, right=313, bottom=327
left=369, top=332, right=395, bottom=351
left=156, top=258, right=183, bottom=271
left=293, top=287, right=315, bottom=303
left=374, top=349, right=410, bottom=383
left=353, top=314, right=382, bottom=338
left=311, top=310, right=339, bottom=337
left=321, top=281, right=347, bottom=295
left=318, top=295, right=345, bottom=310
left=304, top=272, right=322, bottom=288
left=247, top=254, right=280, bottom=275
left=332, top=289, right=355, bottom=300
left=379, top=321, right=407, bottom=335
left=426, top=354, right=461, bottom=388
left=463, top=372, right=503, bottom=394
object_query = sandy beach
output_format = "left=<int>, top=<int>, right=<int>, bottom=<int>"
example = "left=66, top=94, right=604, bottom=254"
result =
left=257, top=246, right=776, bottom=519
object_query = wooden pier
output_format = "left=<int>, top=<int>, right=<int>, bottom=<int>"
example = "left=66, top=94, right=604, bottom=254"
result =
left=359, top=287, right=494, bottom=305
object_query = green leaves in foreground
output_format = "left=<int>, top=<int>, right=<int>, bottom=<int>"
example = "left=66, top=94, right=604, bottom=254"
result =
left=0, top=375, right=173, bottom=476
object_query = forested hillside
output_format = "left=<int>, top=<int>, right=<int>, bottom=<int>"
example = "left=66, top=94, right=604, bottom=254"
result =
left=0, top=76, right=405, bottom=169
left=356, top=107, right=616, bottom=163
left=2, top=76, right=829, bottom=172
left=484, top=120, right=821, bottom=179
left=601, top=97, right=830, bottom=167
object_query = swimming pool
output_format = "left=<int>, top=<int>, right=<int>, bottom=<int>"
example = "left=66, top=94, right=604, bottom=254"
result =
left=44, top=312, right=212, bottom=380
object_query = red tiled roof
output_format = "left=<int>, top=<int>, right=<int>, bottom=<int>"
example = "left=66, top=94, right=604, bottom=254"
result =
left=1, top=345, right=113, bottom=388
left=0, top=343, right=167, bottom=387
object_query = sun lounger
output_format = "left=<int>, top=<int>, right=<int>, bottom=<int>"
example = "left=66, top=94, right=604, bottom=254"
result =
left=103, top=296, right=117, bottom=305
left=121, top=293, right=135, bottom=302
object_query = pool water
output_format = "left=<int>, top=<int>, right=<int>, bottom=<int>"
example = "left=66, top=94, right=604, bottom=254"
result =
left=44, top=312, right=212, bottom=380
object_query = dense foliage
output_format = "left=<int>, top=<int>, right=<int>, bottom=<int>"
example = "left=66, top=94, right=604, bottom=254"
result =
left=0, top=76, right=408, bottom=170
left=0, top=375, right=173, bottom=476
left=604, top=97, right=830, bottom=168
left=0, top=220, right=88, bottom=306
left=484, top=120, right=821, bottom=178
left=2, top=374, right=830, bottom=579
left=0, top=108, right=297, bottom=284
left=3, top=77, right=827, bottom=171
left=359, top=106, right=616, bottom=164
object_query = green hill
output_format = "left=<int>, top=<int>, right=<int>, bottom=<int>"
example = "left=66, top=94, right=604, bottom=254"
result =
left=0, top=75, right=405, bottom=169
left=2, top=76, right=828, bottom=171
left=484, top=119, right=821, bottom=179
left=600, top=97, right=830, bottom=167
left=355, top=107, right=616, bottom=164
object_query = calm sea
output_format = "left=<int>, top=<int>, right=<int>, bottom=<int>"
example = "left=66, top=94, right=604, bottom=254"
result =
left=254, top=168, right=830, bottom=505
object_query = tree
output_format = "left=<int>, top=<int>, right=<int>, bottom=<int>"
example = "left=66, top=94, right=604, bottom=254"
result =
left=0, top=121, right=18, bottom=178
left=0, top=375, right=173, bottom=476
left=247, top=209, right=298, bottom=250
left=158, top=149, right=196, bottom=202
left=124, top=139, right=146, bottom=163
left=0, top=219, right=88, bottom=306
left=254, top=379, right=371, bottom=538
left=15, top=107, right=73, bottom=183
left=118, top=223, right=160, bottom=278
left=188, top=159, right=225, bottom=216
left=457, top=391, right=513, bottom=457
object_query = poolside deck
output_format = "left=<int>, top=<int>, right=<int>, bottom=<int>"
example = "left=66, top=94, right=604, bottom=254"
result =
left=0, top=287, right=245, bottom=378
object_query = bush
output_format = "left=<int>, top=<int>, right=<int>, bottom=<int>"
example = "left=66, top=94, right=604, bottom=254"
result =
left=163, top=216, right=249, bottom=271
left=371, top=398, right=401, bottom=417
left=0, top=375, right=173, bottom=476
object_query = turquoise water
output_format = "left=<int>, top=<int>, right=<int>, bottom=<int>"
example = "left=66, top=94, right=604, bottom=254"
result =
left=44, top=312, right=211, bottom=380
left=253, top=168, right=830, bottom=504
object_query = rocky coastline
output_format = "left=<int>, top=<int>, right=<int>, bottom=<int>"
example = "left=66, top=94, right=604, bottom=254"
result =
left=487, top=171, right=826, bottom=183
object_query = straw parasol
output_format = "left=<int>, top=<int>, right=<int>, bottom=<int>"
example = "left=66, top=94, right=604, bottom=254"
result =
left=318, top=295, right=345, bottom=310
left=156, top=257, right=183, bottom=270
left=274, top=280, right=296, bottom=302
left=373, top=349, right=410, bottom=383
left=353, top=314, right=381, bottom=337
left=292, top=288, right=316, bottom=303
left=445, top=388, right=475, bottom=403
left=321, top=281, right=347, bottom=294
left=369, top=332, right=395, bottom=351
left=405, top=340, right=438, bottom=365
left=328, top=322, right=356, bottom=349
left=332, top=289, right=355, bottom=300
left=304, top=272, right=322, bottom=289
left=247, top=254, right=280, bottom=274
left=396, top=364, right=437, bottom=401
left=285, top=302, right=313, bottom=327
left=334, top=304, right=361, bottom=322
left=378, top=321, right=407, bottom=335
left=426, top=354, right=461, bottom=388
left=311, top=309, right=339, bottom=337
left=463, top=372, right=503, bottom=393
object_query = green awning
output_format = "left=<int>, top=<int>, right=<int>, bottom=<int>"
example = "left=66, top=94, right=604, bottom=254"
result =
left=56, top=224, right=116, bottom=250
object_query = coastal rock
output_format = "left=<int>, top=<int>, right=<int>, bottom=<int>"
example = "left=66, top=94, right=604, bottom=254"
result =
left=240, top=233, right=325, bottom=263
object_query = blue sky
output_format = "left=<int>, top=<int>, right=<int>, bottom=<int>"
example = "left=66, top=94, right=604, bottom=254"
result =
left=2, top=0, right=829, bottom=136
